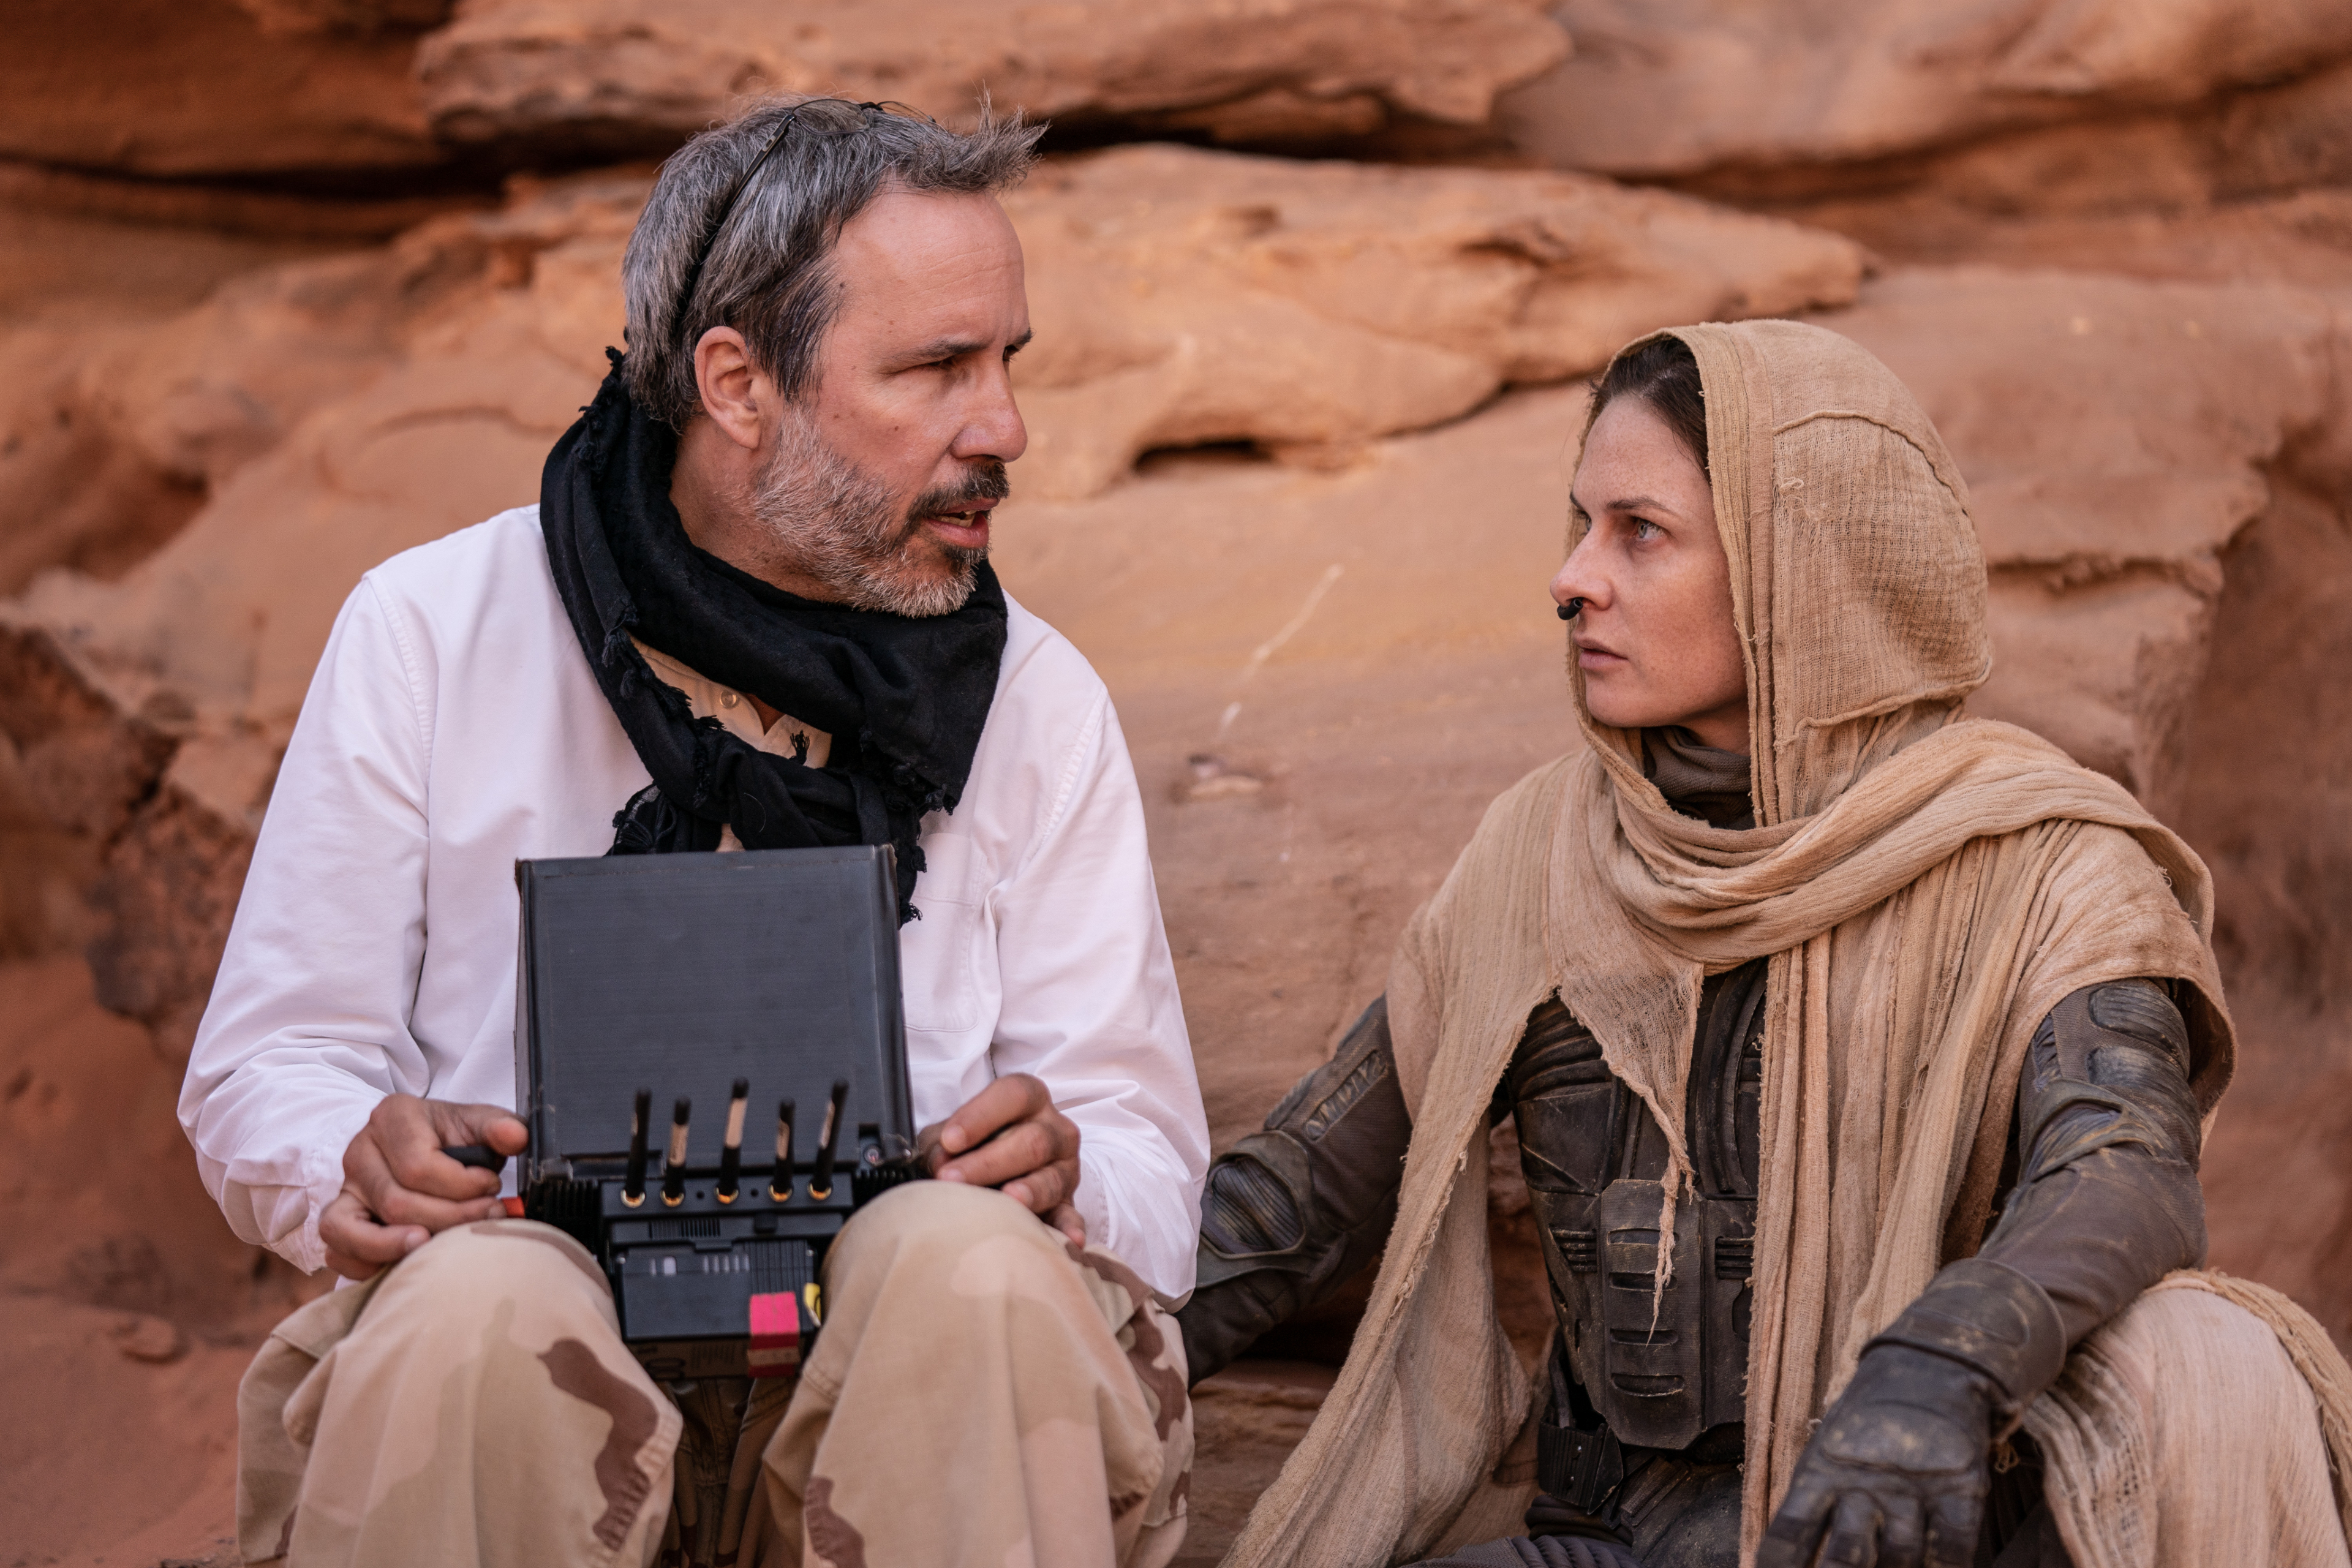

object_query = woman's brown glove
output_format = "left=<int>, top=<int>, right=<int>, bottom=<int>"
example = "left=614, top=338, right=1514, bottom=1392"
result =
left=1758, top=1256, right=2064, bottom=1568
left=1755, top=1341, right=1999, bottom=1568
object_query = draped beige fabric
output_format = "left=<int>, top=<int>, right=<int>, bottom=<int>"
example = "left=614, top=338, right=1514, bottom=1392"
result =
left=1218, top=320, right=2352, bottom=1568
left=2022, top=1272, right=2352, bottom=1567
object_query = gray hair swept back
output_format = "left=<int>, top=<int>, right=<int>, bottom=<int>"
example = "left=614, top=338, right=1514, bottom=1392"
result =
left=622, top=97, right=1044, bottom=428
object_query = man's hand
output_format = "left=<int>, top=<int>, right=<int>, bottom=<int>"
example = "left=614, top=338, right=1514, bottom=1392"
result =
left=320, top=1095, right=530, bottom=1281
left=919, top=1073, right=1085, bottom=1245
left=1757, top=1344, right=1997, bottom=1568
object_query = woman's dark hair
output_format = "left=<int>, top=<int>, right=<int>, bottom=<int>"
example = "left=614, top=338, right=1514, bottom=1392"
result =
left=1586, top=334, right=1709, bottom=477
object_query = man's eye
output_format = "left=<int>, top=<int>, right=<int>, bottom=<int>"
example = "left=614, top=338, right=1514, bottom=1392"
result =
left=1630, top=518, right=1662, bottom=540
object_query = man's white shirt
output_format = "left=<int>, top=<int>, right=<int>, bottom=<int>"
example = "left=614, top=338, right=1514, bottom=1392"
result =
left=178, top=506, right=1210, bottom=1296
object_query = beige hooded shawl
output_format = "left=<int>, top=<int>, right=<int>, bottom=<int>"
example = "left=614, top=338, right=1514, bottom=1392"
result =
left=1219, top=321, right=2352, bottom=1567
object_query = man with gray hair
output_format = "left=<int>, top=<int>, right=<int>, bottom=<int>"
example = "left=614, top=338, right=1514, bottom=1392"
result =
left=179, top=97, right=1208, bottom=1567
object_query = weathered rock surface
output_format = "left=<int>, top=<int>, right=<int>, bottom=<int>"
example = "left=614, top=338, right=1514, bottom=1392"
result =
left=7, top=0, right=1564, bottom=182
left=1664, top=52, right=2352, bottom=292
left=416, top=0, right=1569, bottom=155
left=0, top=173, right=644, bottom=1046
left=231, top=0, right=454, bottom=33
left=1829, top=268, right=2351, bottom=816
left=1175, top=1361, right=1337, bottom=1567
left=4, top=0, right=442, bottom=179
left=1501, top=0, right=2352, bottom=179
left=2173, top=466, right=2352, bottom=1336
left=1005, top=145, right=1866, bottom=497
left=0, top=183, right=599, bottom=605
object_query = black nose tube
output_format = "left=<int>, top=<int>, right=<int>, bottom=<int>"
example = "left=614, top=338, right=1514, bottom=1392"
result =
left=622, top=1087, right=652, bottom=1207
left=661, top=1096, right=692, bottom=1207
left=1557, top=597, right=1586, bottom=620
left=809, top=1079, right=850, bottom=1200
left=717, top=1077, right=750, bottom=1202
left=771, top=1098, right=796, bottom=1201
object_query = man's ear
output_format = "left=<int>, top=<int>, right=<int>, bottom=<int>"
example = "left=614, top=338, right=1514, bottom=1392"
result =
left=692, top=326, right=769, bottom=453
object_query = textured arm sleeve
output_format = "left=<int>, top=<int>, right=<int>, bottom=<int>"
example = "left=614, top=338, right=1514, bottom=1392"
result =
left=1175, top=996, right=1412, bottom=1383
left=1864, top=978, right=2206, bottom=1421
left=1975, top=976, right=2206, bottom=1343
left=985, top=691, right=1208, bottom=1299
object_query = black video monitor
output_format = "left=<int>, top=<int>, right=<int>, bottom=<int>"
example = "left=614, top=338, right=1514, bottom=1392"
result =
left=511, top=845, right=924, bottom=1379
left=513, top=844, right=917, bottom=1185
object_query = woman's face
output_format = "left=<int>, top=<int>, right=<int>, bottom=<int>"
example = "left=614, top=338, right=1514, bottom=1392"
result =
left=1552, top=394, right=1749, bottom=753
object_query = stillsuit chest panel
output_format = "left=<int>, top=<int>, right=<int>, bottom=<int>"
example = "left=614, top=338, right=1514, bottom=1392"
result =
left=1503, top=961, right=1768, bottom=1449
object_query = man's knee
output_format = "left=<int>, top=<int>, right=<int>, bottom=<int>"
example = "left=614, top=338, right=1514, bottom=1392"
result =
left=310, top=1218, right=648, bottom=1461
left=822, top=1181, right=1082, bottom=1322
left=358, top=1218, right=618, bottom=1343
left=838, top=1178, right=1048, bottom=1255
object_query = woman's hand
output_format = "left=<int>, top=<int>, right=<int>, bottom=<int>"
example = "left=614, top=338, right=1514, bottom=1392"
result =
left=919, top=1072, right=1085, bottom=1245
left=1756, top=1343, right=1996, bottom=1568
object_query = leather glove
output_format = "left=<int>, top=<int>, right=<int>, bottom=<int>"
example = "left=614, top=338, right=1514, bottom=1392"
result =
left=1755, top=1341, right=1997, bottom=1568
left=1758, top=1256, right=2064, bottom=1568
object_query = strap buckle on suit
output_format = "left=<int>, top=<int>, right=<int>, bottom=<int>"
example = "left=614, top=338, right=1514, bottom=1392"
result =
left=1536, top=1354, right=1627, bottom=1513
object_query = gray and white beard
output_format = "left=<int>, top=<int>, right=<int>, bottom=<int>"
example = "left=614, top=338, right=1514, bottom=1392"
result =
left=747, top=405, right=992, bottom=619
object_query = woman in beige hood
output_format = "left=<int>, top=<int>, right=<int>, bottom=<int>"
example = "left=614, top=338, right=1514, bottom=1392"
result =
left=1177, top=321, right=2352, bottom=1568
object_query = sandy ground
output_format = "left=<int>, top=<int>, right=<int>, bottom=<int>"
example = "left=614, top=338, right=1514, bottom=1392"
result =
left=0, top=956, right=292, bottom=1567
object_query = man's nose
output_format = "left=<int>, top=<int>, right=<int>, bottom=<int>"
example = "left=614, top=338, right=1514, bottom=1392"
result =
left=956, top=367, right=1028, bottom=464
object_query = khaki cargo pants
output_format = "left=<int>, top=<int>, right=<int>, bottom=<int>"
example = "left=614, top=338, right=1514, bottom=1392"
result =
left=235, top=1182, right=1191, bottom=1567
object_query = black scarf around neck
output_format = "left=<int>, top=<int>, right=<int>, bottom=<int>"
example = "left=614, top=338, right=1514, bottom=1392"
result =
left=540, top=355, right=1008, bottom=919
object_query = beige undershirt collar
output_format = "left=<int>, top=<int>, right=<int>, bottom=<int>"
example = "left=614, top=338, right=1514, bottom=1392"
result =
left=633, top=641, right=834, bottom=851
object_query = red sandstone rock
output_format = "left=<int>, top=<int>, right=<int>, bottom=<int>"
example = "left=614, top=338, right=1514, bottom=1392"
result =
left=1828, top=267, right=2351, bottom=816
left=0, top=957, right=301, bottom=1565
left=6, top=0, right=1564, bottom=181
left=1500, top=0, right=2352, bottom=178
left=230, top=0, right=453, bottom=32
left=1005, top=145, right=1866, bottom=497
left=416, top=0, right=1569, bottom=153
left=1643, top=53, right=2352, bottom=299
left=2, top=0, right=441, bottom=178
